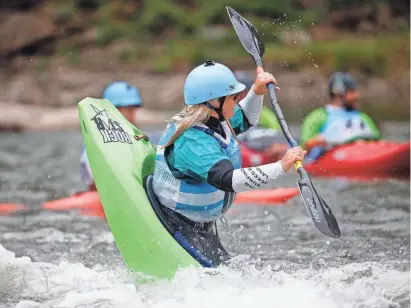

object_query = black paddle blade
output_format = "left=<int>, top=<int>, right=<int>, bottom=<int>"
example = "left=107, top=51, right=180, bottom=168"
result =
left=227, top=6, right=341, bottom=238
left=226, top=6, right=265, bottom=66
left=297, top=176, right=341, bottom=238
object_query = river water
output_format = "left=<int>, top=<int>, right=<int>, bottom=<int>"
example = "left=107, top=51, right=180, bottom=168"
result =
left=0, top=122, right=409, bottom=308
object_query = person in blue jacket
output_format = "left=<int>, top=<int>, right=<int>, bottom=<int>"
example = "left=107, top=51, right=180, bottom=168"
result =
left=151, top=61, right=306, bottom=264
left=80, top=81, right=143, bottom=190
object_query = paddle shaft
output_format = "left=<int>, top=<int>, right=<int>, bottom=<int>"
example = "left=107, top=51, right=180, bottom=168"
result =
left=261, top=69, right=303, bottom=170
left=227, top=6, right=341, bottom=237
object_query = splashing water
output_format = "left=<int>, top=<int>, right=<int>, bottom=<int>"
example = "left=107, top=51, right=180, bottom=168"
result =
left=0, top=245, right=408, bottom=308
left=0, top=129, right=409, bottom=308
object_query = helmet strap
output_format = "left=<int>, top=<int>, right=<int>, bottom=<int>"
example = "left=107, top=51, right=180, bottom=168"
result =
left=204, top=97, right=226, bottom=121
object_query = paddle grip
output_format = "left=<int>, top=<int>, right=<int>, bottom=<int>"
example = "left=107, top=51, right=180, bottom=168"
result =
left=293, top=161, right=303, bottom=170
left=266, top=83, right=299, bottom=148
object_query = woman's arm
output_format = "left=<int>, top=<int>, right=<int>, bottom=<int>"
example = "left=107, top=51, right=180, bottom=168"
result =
left=172, top=132, right=305, bottom=192
left=230, top=69, right=279, bottom=134
left=237, top=86, right=264, bottom=126
left=208, top=146, right=305, bottom=192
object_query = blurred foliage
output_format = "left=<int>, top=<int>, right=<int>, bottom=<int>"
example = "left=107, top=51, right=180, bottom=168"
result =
left=1, top=0, right=409, bottom=74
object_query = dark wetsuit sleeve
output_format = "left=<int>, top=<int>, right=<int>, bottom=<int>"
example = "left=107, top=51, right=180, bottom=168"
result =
left=207, top=159, right=235, bottom=192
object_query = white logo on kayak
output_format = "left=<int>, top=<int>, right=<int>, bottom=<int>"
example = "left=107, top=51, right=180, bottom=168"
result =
left=307, top=197, right=321, bottom=223
left=332, top=150, right=346, bottom=161
left=91, top=105, right=132, bottom=144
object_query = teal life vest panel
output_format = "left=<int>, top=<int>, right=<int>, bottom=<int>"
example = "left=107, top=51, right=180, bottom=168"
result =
left=153, top=121, right=241, bottom=222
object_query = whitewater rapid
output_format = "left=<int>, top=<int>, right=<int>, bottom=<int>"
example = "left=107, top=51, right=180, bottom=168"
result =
left=1, top=244, right=408, bottom=308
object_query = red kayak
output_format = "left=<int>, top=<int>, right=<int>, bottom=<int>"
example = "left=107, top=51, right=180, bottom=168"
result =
left=42, top=191, right=102, bottom=211
left=40, top=187, right=299, bottom=218
left=241, top=144, right=283, bottom=166
left=0, top=203, right=25, bottom=215
left=235, top=188, right=299, bottom=205
left=241, top=141, right=410, bottom=179
left=305, top=141, right=410, bottom=179
left=0, top=186, right=299, bottom=219
left=42, top=191, right=105, bottom=217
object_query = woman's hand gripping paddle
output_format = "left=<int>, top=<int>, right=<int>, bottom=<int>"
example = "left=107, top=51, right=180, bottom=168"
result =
left=226, top=6, right=341, bottom=238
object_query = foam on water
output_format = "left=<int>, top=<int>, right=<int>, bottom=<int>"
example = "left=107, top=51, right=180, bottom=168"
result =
left=1, top=245, right=408, bottom=308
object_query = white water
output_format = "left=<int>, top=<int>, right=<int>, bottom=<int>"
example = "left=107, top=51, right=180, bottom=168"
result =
left=0, top=129, right=409, bottom=307
left=0, top=245, right=408, bottom=308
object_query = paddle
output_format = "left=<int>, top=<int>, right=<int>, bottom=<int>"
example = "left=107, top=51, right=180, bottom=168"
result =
left=226, top=6, right=341, bottom=238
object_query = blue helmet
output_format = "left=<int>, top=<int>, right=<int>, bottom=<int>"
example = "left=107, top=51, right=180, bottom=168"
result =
left=184, top=61, right=246, bottom=105
left=102, top=81, right=142, bottom=107
left=328, top=72, right=357, bottom=96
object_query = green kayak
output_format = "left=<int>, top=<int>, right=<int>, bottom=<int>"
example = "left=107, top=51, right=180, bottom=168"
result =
left=78, top=97, right=199, bottom=279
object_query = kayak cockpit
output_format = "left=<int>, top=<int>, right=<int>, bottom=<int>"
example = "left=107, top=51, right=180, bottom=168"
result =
left=144, top=174, right=229, bottom=267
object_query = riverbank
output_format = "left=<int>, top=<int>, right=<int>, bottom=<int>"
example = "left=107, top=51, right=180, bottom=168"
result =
left=0, top=103, right=169, bottom=132
left=1, top=66, right=409, bottom=131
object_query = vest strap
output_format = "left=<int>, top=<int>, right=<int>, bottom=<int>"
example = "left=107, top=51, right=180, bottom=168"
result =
left=192, top=126, right=228, bottom=149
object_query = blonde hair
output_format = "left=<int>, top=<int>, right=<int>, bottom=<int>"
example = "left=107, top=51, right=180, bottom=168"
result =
left=163, top=99, right=238, bottom=148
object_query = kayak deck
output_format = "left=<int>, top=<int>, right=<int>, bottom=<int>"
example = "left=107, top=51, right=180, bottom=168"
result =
left=78, top=97, right=199, bottom=279
left=39, top=187, right=300, bottom=215
left=241, top=141, right=410, bottom=180
left=305, top=141, right=410, bottom=179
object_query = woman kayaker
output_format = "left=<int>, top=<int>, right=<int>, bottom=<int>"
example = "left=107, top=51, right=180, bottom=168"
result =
left=151, top=61, right=306, bottom=263
left=81, top=81, right=143, bottom=190
left=234, top=71, right=288, bottom=158
left=300, top=72, right=381, bottom=161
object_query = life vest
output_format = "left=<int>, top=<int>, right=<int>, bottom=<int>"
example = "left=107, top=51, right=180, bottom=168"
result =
left=153, top=122, right=241, bottom=222
left=320, top=105, right=376, bottom=144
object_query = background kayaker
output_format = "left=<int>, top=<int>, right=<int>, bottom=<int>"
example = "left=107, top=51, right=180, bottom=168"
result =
left=153, top=60, right=306, bottom=226
left=300, top=72, right=381, bottom=161
left=80, top=81, right=143, bottom=190
left=234, top=71, right=288, bottom=157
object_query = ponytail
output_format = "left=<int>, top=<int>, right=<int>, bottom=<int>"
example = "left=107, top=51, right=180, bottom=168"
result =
left=163, top=98, right=239, bottom=148
left=163, top=104, right=212, bottom=148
